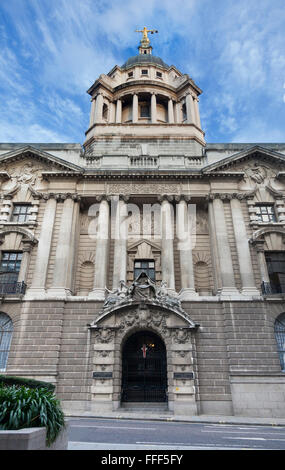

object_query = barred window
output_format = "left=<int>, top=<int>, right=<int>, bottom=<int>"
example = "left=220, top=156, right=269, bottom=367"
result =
left=11, top=204, right=31, bottom=223
left=0, top=313, right=13, bottom=371
left=0, top=252, right=22, bottom=284
left=265, top=252, right=285, bottom=294
left=275, top=313, right=285, bottom=372
left=256, top=205, right=277, bottom=223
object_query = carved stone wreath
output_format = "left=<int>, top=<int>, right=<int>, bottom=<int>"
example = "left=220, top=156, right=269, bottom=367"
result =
left=118, top=304, right=169, bottom=335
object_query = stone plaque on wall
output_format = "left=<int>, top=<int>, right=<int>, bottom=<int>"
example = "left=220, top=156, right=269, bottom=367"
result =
left=173, top=372, right=194, bottom=380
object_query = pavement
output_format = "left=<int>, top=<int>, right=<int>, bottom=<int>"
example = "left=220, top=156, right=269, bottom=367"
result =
left=64, top=409, right=285, bottom=427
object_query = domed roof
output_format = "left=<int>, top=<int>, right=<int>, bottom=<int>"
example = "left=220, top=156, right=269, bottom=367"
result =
left=121, top=54, right=169, bottom=70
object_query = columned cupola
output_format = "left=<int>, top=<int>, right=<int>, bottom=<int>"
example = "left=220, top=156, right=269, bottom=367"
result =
left=84, top=28, right=205, bottom=157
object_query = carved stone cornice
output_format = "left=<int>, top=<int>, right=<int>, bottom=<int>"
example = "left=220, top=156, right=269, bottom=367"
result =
left=206, top=190, right=257, bottom=202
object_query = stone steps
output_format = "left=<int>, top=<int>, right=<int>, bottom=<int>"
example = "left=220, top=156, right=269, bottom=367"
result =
left=120, top=403, right=171, bottom=413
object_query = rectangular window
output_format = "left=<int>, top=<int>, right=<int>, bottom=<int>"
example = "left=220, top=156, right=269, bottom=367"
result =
left=0, top=251, right=22, bottom=288
left=140, top=105, right=150, bottom=118
left=156, top=71, right=162, bottom=78
left=256, top=205, right=277, bottom=223
left=128, top=71, right=133, bottom=78
left=134, top=260, right=155, bottom=281
left=141, top=69, right=148, bottom=75
left=11, top=204, right=31, bottom=223
left=265, top=252, right=285, bottom=294
left=182, top=103, right=187, bottom=121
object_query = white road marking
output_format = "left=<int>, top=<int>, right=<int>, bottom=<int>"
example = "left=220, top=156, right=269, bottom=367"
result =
left=135, top=441, right=258, bottom=449
left=71, top=424, right=156, bottom=430
left=226, top=437, right=266, bottom=441
left=68, top=441, right=247, bottom=450
left=226, top=436, right=285, bottom=442
left=202, top=430, right=285, bottom=436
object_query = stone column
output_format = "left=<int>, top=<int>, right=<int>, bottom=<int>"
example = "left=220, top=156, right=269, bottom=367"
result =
left=112, top=197, right=128, bottom=288
left=252, top=239, right=271, bottom=293
left=49, top=195, right=79, bottom=297
left=159, top=196, right=175, bottom=291
left=18, top=240, right=36, bottom=285
left=26, top=196, right=57, bottom=297
left=132, top=94, right=138, bottom=123
left=193, top=97, right=202, bottom=128
left=177, top=197, right=198, bottom=299
left=94, top=93, right=104, bottom=123
left=90, top=197, right=110, bottom=299
left=109, top=101, right=116, bottom=123
left=168, top=98, right=174, bottom=123
left=151, top=93, right=157, bottom=123
left=175, top=102, right=182, bottom=123
left=186, top=93, right=195, bottom=124
left=66, top=196, right=80, bottom=292
left=89, top=98, right=96, bottom=128
left=207, top=199, right=222, bottom=293
left=212, top=196, right=239, bottom=297
left=115, top=99, right=122, bottom=123
left=230, top=197, right=260, bottom=296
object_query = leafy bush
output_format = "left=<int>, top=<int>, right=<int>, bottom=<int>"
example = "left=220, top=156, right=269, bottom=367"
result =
left=0, top=385, right=65, bottom=446
left=0, top=375, right=55, bottom=392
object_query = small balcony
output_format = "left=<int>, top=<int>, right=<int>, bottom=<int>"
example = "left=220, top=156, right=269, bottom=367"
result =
left=261, top=281, right=285, bottom=296
left=0, top=281, right=27, bottom=296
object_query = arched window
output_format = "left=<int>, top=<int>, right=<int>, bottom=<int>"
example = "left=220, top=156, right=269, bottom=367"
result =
left=0, top=313, right=13, bottom=371
left=275, top=313, right=285, bottom=371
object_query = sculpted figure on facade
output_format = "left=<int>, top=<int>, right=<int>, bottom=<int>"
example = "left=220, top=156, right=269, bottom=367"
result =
left=102, top=273, right=183, bottom=313
left=103, top=280, right=131, bottom=308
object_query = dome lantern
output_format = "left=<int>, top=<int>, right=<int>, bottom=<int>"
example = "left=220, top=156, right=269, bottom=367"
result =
left=135, top=26, right=158, bottom=55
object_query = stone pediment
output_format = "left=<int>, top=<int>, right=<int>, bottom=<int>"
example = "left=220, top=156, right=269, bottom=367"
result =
left=0, top=145, right=82, bottom=173
left=128, top=239, right=161, bottom=254
left=0, top=146, right=82, bottom=198
left=203, top=145, right=285, bottom=175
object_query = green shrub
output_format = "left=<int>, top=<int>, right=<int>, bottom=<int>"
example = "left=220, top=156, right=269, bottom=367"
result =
left=0, top=375, right=55, bottom=392
left=0, top=385, right=65, bottom=447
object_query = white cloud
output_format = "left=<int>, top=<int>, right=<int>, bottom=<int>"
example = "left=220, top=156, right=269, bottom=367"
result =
left=231, top=118, right=285, bottom=143
left=0, top=0, right=284, bottom=144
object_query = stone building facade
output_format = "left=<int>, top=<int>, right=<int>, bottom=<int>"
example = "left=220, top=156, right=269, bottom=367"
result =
left=0, top=33, right=285, bottom=417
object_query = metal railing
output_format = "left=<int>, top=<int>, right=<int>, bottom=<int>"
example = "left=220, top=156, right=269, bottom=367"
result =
left=0, top=281, right=27, bottom=295
left=261, top=281, right=285, bottom=295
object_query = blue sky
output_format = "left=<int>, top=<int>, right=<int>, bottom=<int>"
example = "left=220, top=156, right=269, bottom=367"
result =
left=0, top=0, right=285, bottom=144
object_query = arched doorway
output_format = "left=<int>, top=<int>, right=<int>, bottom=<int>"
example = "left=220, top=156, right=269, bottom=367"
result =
left=121, top=330, right=167, bottom=403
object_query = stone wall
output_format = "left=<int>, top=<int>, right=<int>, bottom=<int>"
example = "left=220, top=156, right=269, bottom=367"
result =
left=3, top=297, right=284, bottom=417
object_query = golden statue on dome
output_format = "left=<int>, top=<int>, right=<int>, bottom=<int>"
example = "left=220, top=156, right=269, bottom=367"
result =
left=135, top=27, right=158, bottom=45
